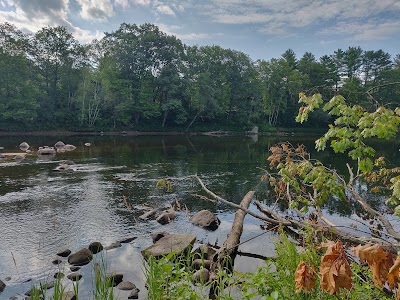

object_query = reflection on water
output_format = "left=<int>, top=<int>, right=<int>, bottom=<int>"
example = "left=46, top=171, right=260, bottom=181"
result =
left=0, top=135, right=398, bottom=298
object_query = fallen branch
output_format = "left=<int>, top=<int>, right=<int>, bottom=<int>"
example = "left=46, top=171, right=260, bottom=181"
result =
left=209, top=190, right=254, bottom=299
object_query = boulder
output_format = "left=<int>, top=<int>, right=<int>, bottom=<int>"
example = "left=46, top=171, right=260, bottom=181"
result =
left=67, top=273, right=82, bottom=281
left=128, top=288, right=140, bottom=299
left=156, top=209, right=176, bottom=225
left=37, top=147, right=56, bottom=156
left=116, top=281, right=137, bottom=290
left=57, top=249, right=71, bottom=257
left=13, top=154, right=25, bottom=161
left=190, top=210, right=220, bottom=231
left=0, top=279, right=5, bottom=292
left=142, top=233, right=196, bottom=259
left=88, top=241, right=103, bottom=254
left=68, top=248, right=93, bottom=266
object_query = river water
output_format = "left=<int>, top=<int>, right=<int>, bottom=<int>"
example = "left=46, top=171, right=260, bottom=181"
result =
left=0, top=134, right=398, bottom=299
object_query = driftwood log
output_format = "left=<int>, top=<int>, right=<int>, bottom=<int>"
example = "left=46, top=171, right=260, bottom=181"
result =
left=208, top=190, right=255, bottom=299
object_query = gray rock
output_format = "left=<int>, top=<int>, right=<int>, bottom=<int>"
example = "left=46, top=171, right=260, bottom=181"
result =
left=88, top=241, right=103, bottom=254
left=61, top=291, right=76, bottom=300
left=104, top=242, right=122, bottom=250
left=0, top=154, right=4, bottom=160
left=107, top=273, right=123, bottom=287
left=37, top=147, right=56, bottom=155
left=116, top=281, right=137, bottom=290
left=128, top=287, right=140, bottom=299
left=54, top=141, right=66, bottom=148
left=151, top=231, right=169, bottom=243
left=190, top=210, right=220, bottom=231
left=54, top=164, right=71, bottom=171
left=14, top=155, right=25, bottom=161
left=45, top=281, right=55, bottom=289
left=193, top=244, right=217, bottom=260
left=67, top=273, right=82, bottom=282
left=192, top=268, right=210, bottom=283
left=19, top=142, right=29, bottom=151
left=70, top=266, right=80, bottom=272
left=57, top=249, right=71, bottom=257
left=0, top=279, right=5, bottom=292
left=4, top=276, right=11, bottom=281
left=68, top=248, right=93, bottom=266
left=63, top=144, right=77, bottom=151
left=156, top=209, right=176, bottom=225
left=142, top=233, right=196, bottom=259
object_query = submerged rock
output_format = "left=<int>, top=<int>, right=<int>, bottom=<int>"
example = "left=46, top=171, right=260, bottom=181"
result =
left=142, top=233, right=196, bottom=259
left=68, top=248, right=93, bottom=266
left=190, top=210, right=220, bottom=231
left=88, top=241, right=103, bottom=254
left=63, top=144, right=77, bottom=151
left=54, top=272, right=64, bottom=279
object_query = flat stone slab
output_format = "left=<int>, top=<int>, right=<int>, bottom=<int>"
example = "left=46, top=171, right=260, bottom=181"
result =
left=142, top=233, right=196, bottom=259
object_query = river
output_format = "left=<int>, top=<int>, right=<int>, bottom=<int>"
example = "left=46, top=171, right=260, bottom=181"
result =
left=0, top=134, right=398, bottom=299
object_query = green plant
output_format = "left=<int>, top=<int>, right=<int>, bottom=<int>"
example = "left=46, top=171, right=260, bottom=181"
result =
left=92, top=255, right=116, bottom=300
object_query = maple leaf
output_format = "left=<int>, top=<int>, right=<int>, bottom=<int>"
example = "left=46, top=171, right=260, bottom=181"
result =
left=352, top=243, right=394, bottom=287
left=388, top=255, right=400, bottom=290
left=320, top=240, right=352, bottom=294
left=295, top=261, right=316, bottom=293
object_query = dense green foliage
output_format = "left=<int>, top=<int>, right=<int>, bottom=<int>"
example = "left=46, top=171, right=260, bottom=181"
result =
left=0, top=22, right=399, bottom=131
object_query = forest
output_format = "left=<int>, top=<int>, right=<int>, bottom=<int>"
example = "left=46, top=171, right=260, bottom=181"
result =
left=0, top=22, right=399, bottom=132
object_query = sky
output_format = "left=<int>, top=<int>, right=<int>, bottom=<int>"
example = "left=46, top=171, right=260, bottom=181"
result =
left=1, top=0, right=400, bottom=61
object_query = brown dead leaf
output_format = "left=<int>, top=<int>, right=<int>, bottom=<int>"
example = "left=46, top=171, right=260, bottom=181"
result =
left=320, top=240, right=352, bottom=295
left=388, top=255, right=400, bottom=290
left=352, top=243, right=394, bottom=287
left=295, top=261, right=316, bottom=293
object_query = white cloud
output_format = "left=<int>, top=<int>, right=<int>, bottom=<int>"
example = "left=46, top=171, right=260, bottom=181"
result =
left=156, top=23, right=209, bottom=41
left=156, top=4, right=175, bottom=16
left=206, top=0, right=400, bottom=36
left=320, top=20, right=400, bottom=41
left=132, top=0, right=151, bottom=6
left=76, top=0, right=114, bottom=22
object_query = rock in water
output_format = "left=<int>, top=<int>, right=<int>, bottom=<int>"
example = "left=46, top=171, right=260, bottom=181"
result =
left=156, top=209, right=176, bottom=225
left=63, top=144, right=77, bottom=151
left=142, top=233, right=196, bottom=259
left=128, top=287, right=140, bottom=299
left=57, top=248, right=71, bottom=257
left=88, top=241, right=103, bottom=254
left=67, top=273, right=82, bottom=281
left=0, top=279, right=5, bottom=292
left=116, top=281, right=137, bottom=290
left=54, top=141, right=66, bottom=149
left=19, top=142, right=29, bottom=151
left=68, top=248, right=93, bottom=266
left=190, top=210, right=221, bottom=231
left=107, top=273, right=123, bottom=287
left=61, top=291, right=76, bottom=300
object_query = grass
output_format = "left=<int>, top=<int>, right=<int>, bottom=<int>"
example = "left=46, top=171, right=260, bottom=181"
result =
left=144, top=232, right=395, bottom=300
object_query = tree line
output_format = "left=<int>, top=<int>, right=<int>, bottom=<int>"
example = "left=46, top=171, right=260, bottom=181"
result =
left=0, top=22, right=399, bottom=131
